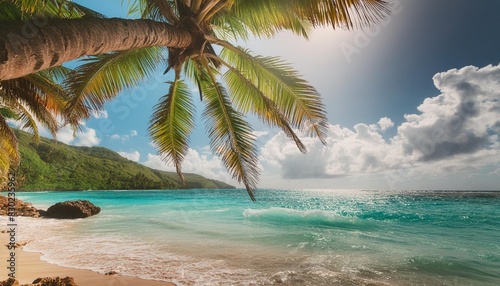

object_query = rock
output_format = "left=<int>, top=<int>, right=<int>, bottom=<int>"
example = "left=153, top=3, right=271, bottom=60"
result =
left=0, top=196, right=40, bottom=218
left=0, top=278, right=19, bottom=286
left=0, top=277, right=77, bottom=286
left=45, top=200, right=100, bottom=219
left=4, top=241, right=29, bottom=249
left=31, top=277, right=76, bottom=286
left=104, top=270, right=119, bottom=275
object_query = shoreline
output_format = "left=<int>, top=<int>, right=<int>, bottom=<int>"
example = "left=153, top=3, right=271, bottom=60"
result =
left=0, top=232, right=175, bottom=286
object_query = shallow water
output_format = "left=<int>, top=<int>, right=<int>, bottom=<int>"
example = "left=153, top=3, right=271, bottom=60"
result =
left=8, top=189, right=500, bottom=285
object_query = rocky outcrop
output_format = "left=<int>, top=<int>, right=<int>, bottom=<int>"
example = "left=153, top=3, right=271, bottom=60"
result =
left=0, top=277, right=77, bottom=286
left=0, top=278, right=17, bottom=286
left=0, top=196, right=100, bottom=219
left=45, top=200, right=100, bottom=219
left=31, top=277, right=76, bottom=286
left=0, top=196, right=41, bottom=217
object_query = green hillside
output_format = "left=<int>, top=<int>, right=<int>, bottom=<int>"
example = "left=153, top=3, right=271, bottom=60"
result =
left=11, top=130, right=234, bottom=191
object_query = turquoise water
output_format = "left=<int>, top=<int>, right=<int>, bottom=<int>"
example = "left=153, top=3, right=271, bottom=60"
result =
left=9, top=189, right=500, bottom=285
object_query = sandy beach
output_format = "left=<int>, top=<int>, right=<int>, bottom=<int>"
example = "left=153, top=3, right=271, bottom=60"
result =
left=0, top=232, right=175, bottom=286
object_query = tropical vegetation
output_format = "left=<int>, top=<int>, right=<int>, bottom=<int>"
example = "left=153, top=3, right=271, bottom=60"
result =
left=0, top=0, right=391, bottom=200
left=7, top=129, right=234, bottom=191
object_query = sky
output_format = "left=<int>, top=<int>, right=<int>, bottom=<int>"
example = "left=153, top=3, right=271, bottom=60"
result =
left=34, top=0, right=500, bottom=190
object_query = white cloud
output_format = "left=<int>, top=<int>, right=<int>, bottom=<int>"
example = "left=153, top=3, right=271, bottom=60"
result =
left=261, top=123, right=399, bottom=179
left=110, top=130, right=138, bottom=141
left=143, top=148, right=236, bottom=185
left=8, top=113, right=101, bottom=147
left=397, top=64, right=500, bottom=162
left=73, top=127, right=100, bottom=147
left=118, top=151, right=141, bottom=162
left=252, top=130, right=269, bottom=139
left=377, top=117, right=394, bottom=132
left=259, top=64, right=500, bottom=187
left=92, top=110, right=108, bottom=119
left=49, top=124, right=101, bottom=147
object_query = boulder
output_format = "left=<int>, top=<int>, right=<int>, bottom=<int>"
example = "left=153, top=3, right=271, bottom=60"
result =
left=0, top=278, right=19, bottom=286
left=31, top=277, right=76, bottom=286
left=0, top=277, right=77, bottom=286
left=45, top=200, right=100, bottom=219
left=0, top=196, right=40, bottom=218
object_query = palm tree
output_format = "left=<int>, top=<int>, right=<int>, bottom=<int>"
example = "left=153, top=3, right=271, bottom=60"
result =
left=1, top=0, right=391, bottom=199
left=0, top=1, right=96, bottom=186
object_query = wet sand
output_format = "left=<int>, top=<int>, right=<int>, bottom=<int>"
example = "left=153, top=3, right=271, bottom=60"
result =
left=0, top=232, right=175, bottom=286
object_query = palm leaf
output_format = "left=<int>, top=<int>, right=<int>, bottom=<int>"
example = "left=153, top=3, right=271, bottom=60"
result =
left=67, top=2, right=107, bottom=18
left=299, top=0, right=391, bottom=29
left=0, top=147, right=12, bottom=188
left=221, top=60, right=307, bottom=153
left=0, top=1, right=23, bottom=20
left=14, top=104, right=42, bottom=141
left=25, top=72, right=70, bottom=115
left=220, top=45, right=328, bottom=144
left=37, top=65, right=73, bottom=83
left=140, top=0, right=179, bottom=23
left=211, top=9, right=251, bottom=42
left=65, top=46, right=164, bottom=123
left=149, top=78, right=195, bottom=184
left=0, top=115, right=20, bottom=178
left=231, top=0, right=311, bottom=39
left=199, top=62, right=259, bottom=201
left=233, top=0, right=389, bottom=33
left=0, top=107, right=19, bottom=120
left=11, top=0, right=85, bottom=18
left=0, top=78, right=59, bottom=138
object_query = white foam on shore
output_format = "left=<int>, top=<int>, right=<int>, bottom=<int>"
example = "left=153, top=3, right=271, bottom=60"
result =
left=16, top=217, right=271, bottom=286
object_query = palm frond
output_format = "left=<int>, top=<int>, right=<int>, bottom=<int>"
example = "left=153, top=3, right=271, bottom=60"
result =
left=149, top=78, right=195, bottom=184
left=37, top=65, right=73, bottom=83
left=10, top=0, right=88, bottom=19
left=221, top=60, right=307, bottom=153
left=0, top=107, right=19, bottom=120
left=67, top=2, right=107, bottom=18
left=297, top=0, right=391, bottom=29
left=14, top=104, right=42, bottom=142
left=211, top=9, right=251, bottom=42
left=233, top=0, right=390, bottom=33
left=0, top=114, right=20, bottom=172
left=199, top=61, right=259, bottom=201
left=0, top=1, right=23, bottom=20
left=231, top=0, right=311, bottom=39
left=25, top=72, right=70, bottom=115
left=220, top=45, right=328, bottom=144
left=65, top=46, right=164, bottom=123
left=140, top=0, right=179, bottom=23
left=0, top=78, right=59, bottom=138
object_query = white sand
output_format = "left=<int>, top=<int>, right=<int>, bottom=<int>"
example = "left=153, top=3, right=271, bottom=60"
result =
left=0, top=232, right=175, bottom=285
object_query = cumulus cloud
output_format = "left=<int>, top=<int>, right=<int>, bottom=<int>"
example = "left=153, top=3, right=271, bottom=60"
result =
left=8, top=114, right=101, bottom=147
left=118, top=151, right=141, bottom=162
left=377, top=117, right=394, bottom=132
left=397, top=65, right=500, bottom=162
left=72, top=126, right=101, bottom=147
left=260, top=64, right=500, bottom=181
left=45, top=123, right=100, bottom=147
left=91, top=110, right=108, bottom=119
left=252, top=130, right=269, bottom=139
left=143, top=148, right=235, bottom=184
left=110, top=130, right=138, bottom=141
left=261, top=123, right=399, bottom=179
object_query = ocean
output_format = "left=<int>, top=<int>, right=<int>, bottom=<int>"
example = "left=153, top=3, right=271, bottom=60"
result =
left=8, top=189, right=500, bottom=285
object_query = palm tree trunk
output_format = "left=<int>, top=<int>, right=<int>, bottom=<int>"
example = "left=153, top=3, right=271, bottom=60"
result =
left=0, top=18, right=193, bottom=81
